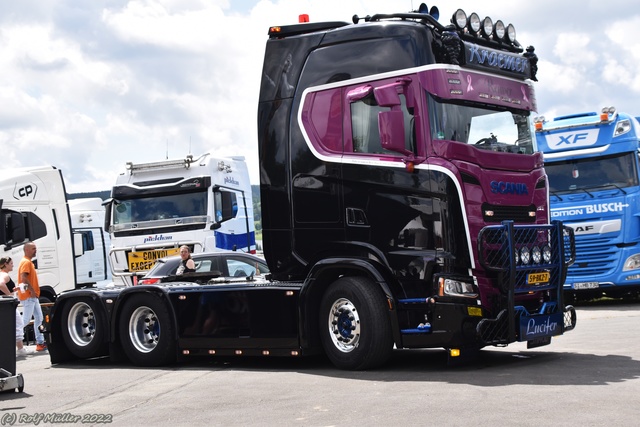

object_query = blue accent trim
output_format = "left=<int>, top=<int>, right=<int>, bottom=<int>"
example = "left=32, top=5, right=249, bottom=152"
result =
left=401, top=324, right=432, bottom=334
left=215, top=231, right=256, bottom=251
left=397, top=298, right=429, bottom=304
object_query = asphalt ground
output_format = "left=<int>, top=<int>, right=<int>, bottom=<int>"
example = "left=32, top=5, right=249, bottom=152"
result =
left=1, top=299, right=639, bottom=427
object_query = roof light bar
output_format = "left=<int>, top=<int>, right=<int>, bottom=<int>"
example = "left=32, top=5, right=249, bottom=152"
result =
left=449, top=9, right=518, bottom=47
left=126, top=154, right=206, bottom=174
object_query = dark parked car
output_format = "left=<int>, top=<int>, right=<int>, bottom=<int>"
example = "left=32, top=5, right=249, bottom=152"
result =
left=138, top=251, right=270, bottom=285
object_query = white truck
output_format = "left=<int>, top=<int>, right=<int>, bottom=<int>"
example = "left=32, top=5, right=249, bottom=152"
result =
left=0, top=166, right=110, bottom=301
left=104, top=153, right=256, bottom=287
left=68, top=198, right=111, bottom=286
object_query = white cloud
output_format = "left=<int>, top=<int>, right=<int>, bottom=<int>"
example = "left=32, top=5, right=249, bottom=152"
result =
left=552, top=33, right=597, bottom=66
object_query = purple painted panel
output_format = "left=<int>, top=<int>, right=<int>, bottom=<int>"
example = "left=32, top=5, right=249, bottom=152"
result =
left=419, top=68, right=537, bottom=112
left=302, top=89, right=343, bottom=154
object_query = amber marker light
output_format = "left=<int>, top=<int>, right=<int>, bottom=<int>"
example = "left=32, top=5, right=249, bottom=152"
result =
left=450, top=348, right=461, bottom=357
left=438, top=277, right=445, bottom=296
left=405, top=161, right=415, bottom=172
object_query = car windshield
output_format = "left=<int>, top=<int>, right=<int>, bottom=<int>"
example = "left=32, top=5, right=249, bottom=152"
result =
left=545, top=152, right=638, bottom=193
left=113, top=192, right=207, bottom=225
left=428, top=94, right=534, bottom=154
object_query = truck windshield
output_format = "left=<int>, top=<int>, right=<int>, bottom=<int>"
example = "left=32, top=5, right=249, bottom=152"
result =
left=113, top=192, right=208, bottom=226
left=428, top=95, right=534, bottom=154
left=545, top=152, right=639, bottom=193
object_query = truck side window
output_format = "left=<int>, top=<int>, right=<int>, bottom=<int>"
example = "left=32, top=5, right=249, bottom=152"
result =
left=213, top=190, right=238, bottom=223
left=350, top=92, right=413, bottom=155
left=80, top=230, right=95, bottom=251
left=0, top=210, right=45, bottom=248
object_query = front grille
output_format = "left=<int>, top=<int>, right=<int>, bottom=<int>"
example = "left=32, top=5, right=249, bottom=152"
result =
left=567, top=235, right=620, bottom=278
left=478, top=222, right=574, bottom=294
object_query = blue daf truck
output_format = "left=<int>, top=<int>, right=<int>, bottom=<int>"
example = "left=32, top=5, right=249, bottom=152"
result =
left=536, top=107, right=640, bottom=300
left=43, top=4, right=576, bottom=370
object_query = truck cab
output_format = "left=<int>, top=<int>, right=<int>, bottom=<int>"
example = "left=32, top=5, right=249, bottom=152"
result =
left=45, top=5, right=576, bottom=371
left=536, top=108, right=640, bottom=299
left=0, top=166, right=77, bottom=301
left=104, top=153, right=256, bottom=287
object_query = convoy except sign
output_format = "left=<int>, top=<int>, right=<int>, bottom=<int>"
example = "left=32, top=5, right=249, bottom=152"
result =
left=127, top=248, right=180, bottom=272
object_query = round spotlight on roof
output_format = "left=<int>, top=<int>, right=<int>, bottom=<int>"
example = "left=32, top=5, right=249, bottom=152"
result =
left=468, top=12, right=481, bottom=33
left=452, top=9, right=467, bottom=30
left=418, top=3, right=429, bottom=14
left=506, top=24, right=516, bottom=43
left=494, top=20, right=506, bottom=41
left=481, top=16, right=493, bottom=38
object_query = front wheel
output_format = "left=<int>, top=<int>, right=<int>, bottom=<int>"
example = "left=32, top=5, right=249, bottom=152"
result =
left=118, top=293, right=176, bottom=366
left=61, top=298, right=107, bottom=359
left=319, top=276, right=393, bottom=370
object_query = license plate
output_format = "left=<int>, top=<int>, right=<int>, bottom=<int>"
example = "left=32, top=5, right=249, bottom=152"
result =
left=527, top=271, right=550, bottom=285
left=527, top=336, right=551, bottom=349
left=127, top=248, right=180, bottom=272
left=519, top=312, right=563, bottom=341
left=573, top=282, right=599, bottom=290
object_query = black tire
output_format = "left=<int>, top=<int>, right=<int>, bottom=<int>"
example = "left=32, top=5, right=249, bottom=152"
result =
left=60, top=298, right=107, bottom=359
left=118, top=293, right=176, bottom=366
left=319, top=276, right=393, bottom=370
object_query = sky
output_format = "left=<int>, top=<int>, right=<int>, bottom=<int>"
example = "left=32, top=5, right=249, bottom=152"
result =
left=2, top=0, right=640, bottom=193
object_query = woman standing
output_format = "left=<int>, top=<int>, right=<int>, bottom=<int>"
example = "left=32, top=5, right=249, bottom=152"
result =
left=0, top=257, right=33, bottom=357
left=176, top=245, right=196, bottom=275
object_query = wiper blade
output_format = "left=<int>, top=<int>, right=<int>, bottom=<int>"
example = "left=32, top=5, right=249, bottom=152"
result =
left=587, top=183, right=627, bottom=195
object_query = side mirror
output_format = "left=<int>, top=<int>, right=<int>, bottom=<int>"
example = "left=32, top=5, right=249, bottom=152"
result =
left=73, top=233, right=85, bottom=257
left=379, top=110, right=412, bottom=156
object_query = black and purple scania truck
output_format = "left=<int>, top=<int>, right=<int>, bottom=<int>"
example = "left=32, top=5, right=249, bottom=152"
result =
left=45, top=5, right=576, bottom=370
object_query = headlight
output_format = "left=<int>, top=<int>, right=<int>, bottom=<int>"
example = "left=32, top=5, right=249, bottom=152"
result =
left=481, top=16, right=493, bottom=37
left=494, top=20, right=506, bottom=40
left=614, top=119, right=631, bottom=137
left=441, top=278, right=478, bottom=298
left=468, top=12, right=481, bottom=33
left=506, top=24, right=516, bottom=43
left=542, top=245, right=552, bottom=263
left=520, top=246, right=531, bottom=265
left=623, top=254, right=640, bottom=271
left=453, top=9, right=467, bottom=29
left=532, top=246, right=542, bottom=264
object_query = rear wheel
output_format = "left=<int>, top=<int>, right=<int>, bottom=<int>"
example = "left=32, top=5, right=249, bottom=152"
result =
left=118, top=293, right=176, bottom=366
left=319, top=276, right=393, bottom=370
left=61, top=298, right=106, bottom=359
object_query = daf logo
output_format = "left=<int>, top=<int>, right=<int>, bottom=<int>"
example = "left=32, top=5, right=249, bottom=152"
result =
left=545, top=129, right=598, bottom=150
left=574, top=225, right=594, bottom=233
